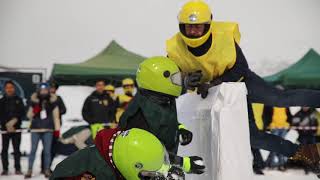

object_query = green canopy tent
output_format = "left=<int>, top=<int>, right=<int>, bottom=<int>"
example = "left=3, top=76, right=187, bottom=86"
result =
left=51, top=40, right=146, bottom=86
left=264, top=49, right=320, bottom=89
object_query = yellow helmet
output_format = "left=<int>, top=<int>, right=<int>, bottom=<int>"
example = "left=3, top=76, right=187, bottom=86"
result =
left=122, top=78, right=135, bottom=86
left=136, top=56, right=182, bottom=97
left=178, top=0, right=212, bottom=48
left=105, top=84, right=115, bottom=91
left=113, top=128, right=171, bottom=180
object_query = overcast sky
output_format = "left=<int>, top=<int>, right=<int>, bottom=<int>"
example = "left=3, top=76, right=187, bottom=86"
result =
left=0, top=0, right=319, bottom=78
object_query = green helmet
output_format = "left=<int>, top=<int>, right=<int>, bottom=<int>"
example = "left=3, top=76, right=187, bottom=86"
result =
left=113, top=128, right=171, bottom=180
left=136, top=56, right=182, bottom=97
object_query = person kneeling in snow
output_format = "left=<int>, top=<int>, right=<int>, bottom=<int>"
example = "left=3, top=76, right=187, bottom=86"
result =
left=51, top=128, right=204, bottom=180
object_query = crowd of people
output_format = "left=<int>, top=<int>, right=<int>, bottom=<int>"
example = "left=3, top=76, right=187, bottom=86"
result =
left=0, top=78, right=136, bottom=178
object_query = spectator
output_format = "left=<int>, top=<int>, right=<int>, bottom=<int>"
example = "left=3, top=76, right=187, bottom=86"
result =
left=0, top=80, right=25, bottom=176
left=40, top=81, right=66, bottom=174
left=104, top=84, right=116, bottom=100
left=82, top=80, right=116, bottom=139
left=115, top=78, right=135, bottom=122
left=25, top=83, right=61, bottom=178
left=292, top=107, right=318, bottom=145
left=263, top=105, right=291, bottom=171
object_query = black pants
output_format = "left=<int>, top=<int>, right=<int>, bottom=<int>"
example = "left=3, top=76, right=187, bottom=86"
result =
left=252, top=148, right=265, bottom=170
left=1, top=133, right=21, bottom=171
left=299, top=134, right=316, bottom=145
left=41, top=136, right=58, bottom=170
left=247, top=102, right=298, bottom=157
left=243, top=71, right=320, bottom=157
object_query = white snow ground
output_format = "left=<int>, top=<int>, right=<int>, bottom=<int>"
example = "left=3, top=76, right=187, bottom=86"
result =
left=1, top=157, right=318, bottom=180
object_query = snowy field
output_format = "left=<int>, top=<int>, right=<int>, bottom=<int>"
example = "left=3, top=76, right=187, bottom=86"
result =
left=1, top=154, right=318, bottom=180
left=1, top=160, right=318, bottom=180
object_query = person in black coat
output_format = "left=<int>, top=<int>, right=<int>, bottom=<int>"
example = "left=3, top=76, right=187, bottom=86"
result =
left=82, top=80, right=117, bottom=138
left=25, top=83, right=61, bottom=178
left=0, top=80, right=25, bottom=175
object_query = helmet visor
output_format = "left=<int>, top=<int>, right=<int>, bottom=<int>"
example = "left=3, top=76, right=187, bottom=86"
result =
left=179, top=23, right=210, bottom=39
left=170, top=72, right=182, bottom=86
left=139, top=147, right=184, bottom=180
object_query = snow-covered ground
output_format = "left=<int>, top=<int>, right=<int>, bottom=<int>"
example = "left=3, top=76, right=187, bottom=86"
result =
left=1, top=154, right=318, bottom=180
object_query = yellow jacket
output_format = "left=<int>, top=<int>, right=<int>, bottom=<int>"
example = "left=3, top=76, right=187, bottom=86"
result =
left=252, top=103, right=264, bottom=130
left=115, top=94, right=133, bottom=123
left=166, top=21, right=241, bottom=83
left=269, top=107, right=290, bottom=129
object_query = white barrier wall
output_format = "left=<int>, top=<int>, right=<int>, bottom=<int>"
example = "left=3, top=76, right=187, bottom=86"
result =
left=176, top=83, right=253, bottom=180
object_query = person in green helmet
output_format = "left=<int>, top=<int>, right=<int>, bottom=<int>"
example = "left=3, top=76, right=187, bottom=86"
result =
left=119, top=56, right=204, bottom=174
left=51, top=128, right=202, bottom=180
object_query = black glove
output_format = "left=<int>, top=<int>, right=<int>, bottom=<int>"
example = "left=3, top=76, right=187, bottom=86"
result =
left=183, top=156, right=205, bottom=174
left=183, top=70, right=202, bottom=90
left=196, top=83, right=210, bottom=99
left=196, top=79, right=222, bottom=99
left=211, top=78, right=223, bottom=87
left=178, top=124, right=193, bottom=146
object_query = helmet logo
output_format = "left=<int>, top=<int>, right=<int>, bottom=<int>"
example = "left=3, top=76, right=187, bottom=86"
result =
left=135, top=162, right=143, bottom=169
left=189, top=14, right=197, bottom=22
left=121, top=130, right=130, bottom=137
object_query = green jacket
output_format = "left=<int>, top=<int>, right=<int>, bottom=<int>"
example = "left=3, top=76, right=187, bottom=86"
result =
left=50, top=146, right=116, bottom=180
left=119, top=91, right=179, bottom=153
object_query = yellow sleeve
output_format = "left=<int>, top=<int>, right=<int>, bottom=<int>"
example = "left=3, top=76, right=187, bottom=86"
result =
left=233, top=23, right=241, bottom=44
left=252, top=103, right=264, bottom=130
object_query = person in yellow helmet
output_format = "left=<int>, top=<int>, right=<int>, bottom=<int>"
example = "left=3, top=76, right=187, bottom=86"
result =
left=122, top=78, right=135, bottom=97
left=167, top=0, right=320, bottom=175
left=104, top=84, right=116, bottom=100
left=115, top=78, right=135, bottom=122
left=120, top=57, right=205, bottom=175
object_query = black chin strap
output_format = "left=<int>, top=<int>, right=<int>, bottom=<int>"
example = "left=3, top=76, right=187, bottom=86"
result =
left=187, top=34, right=212, bottom=57
left=139, top=89, right=176, bottom=105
